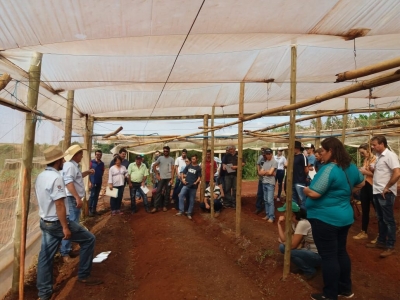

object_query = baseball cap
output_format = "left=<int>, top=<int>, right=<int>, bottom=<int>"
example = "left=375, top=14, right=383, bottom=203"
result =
left=262, top=148, right=273, bottom=155
left=305, top=143, right=315, bottom=149
left=277, top=202, right=301, bottom=212
left=135, top=155, right=142, bottom=159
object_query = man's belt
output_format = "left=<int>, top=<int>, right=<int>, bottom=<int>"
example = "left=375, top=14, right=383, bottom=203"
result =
left=41, top=218, right=59, bottom=223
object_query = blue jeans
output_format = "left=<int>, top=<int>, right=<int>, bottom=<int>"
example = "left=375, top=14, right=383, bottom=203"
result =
left=89, top=184, right=102, bottom=213
left=179, top=186, right=197, bottom=215
left=263, top=183, right=275, bottom=220
left=37, top=219, right=95, bottom=300
left=292, top=184, right=307, bottom=210
left=172, top=177, right=182, bottom=203
left=373, top=192, right=396, bottom=248
left=279, top=244, right=321, bottom=276
left=130, top=183, right=149, bottom=211
left=60, top=196, right=81, bottom=256
left=309, top=218, right=352, bottom=300
left=256, top=180, right=263, bottom=210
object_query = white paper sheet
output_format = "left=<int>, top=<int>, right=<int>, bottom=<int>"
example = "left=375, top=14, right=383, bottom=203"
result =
left=105, top=187, right=118, bottom=198
left=141, top=186, right=149, bottom=194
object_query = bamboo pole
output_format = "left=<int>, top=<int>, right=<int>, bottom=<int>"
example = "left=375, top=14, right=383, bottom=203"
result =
left=315, top=111, right=322, bottom=148
left=283, top=45, right=297, bottom=280
left=201, top=69, right=400, bottom=131
left=335, top=57, right=400, bottom=82
left=103, top=126, right=123, bottom=138
left=200, top=115, right=209, bottom=203
left=210, top=106, right=216, bottom=218
left=0, top=73, right=12, bottom=90
left=341, top=98, right=349, bottom=144
left=376, top=116, right=400, bottom=123
left=81, top=115, right=94, bottom=218
left=63, top=90, right=74, bottom=151
left=247, top=110, right=348, bottom=133
left=12, top=52, right=42, bottom=299
left=236, top=82, right=245, bottom=238
left=0, top=96, right=61, bottom=122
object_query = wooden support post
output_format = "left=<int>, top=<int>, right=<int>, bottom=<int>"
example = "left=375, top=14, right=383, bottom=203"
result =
left=200, top=115, right=209, bottom=203
left=81, top=115, right=94, bottom=218
left=236, top=82, right=245, bottom=238
left=12, top=52, right=42, bottom=298
left=63, top=90, right=74, bottom=151
left=283, top=45, right=297, bottom=280
left=341, top=98, right=348, bottom=144
left=315, top=111, right=322, bottom=148
left=210, top=107, right=216, bottom=218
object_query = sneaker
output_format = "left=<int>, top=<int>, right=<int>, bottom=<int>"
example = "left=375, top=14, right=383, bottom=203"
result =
left=187, top=215, right=192, bottom=220
left=267, top=219, right=274, bottom=223
left=68, top=249, right=80, bottom=258
left=111, top=211, right=116, bottom=216
left=254, top=209, right=262, bottom=215
left=276, top=197, right=280, bottom=202
left=88, top=211, right=94, bottom=217
left=77, top=275, right=103, bottom=286
left=370, top=235, right=378, bottom=244
left=310, top=293, right=334, bottom=300
left=214, top=211, right=220, bottom=218
left=163, top=207, right=167, bottom=212
left=118, top=210, right=124, bottom=215
left=150, top=208, right=157, bottom=214
left=175, top=212, right=183, bottom=216
left=262, top=216, right=269, bottom=221
left=380, top=248, right=395, bottom=258
left=338, top=291, right=354, bottom=298
left=353, top=231, right=368, bottom=240
left=366, top=243, right=385, bottom=249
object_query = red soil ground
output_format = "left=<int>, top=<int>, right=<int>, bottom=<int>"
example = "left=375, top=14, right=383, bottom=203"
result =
left=4, top=181, right=400, bottom=300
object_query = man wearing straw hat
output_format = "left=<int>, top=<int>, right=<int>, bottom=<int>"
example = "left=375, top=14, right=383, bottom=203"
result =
left=60, top=144, right=95, bottom=262
left=36, top=146, right=102, bottom=300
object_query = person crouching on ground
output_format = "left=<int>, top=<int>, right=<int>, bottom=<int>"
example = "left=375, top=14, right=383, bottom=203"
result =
left=277, top=202, right=321, bottom=281
left=176, top=154, right=202, bottom=220
left=36, top=146, right=102, bottom=300
left=108, top=155, right=129, bottom=216
left=200, top=185, right=223, bottom=217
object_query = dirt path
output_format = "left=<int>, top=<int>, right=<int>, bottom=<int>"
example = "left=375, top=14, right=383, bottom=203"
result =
left=8, top=181, right=400, bottom=300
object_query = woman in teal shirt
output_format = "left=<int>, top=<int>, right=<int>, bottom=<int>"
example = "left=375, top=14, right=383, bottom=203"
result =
left=304, top=137, right=364, bottom=300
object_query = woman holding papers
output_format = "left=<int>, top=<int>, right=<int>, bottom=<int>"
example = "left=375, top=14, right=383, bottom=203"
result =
left=108, top=155, right=129, bottom=216
left=303, top=137, right=364, bottom=300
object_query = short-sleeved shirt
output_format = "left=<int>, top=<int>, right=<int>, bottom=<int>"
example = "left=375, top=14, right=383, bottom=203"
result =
left=127, top=163, right=149, bottom=183
left=373, top=148, right=400, bottom=195
left=306, top=163, right=364, bottom=227
left=175, top=156, right=187, bottom=174
left=182, top=164, right=202, bottom=189
left=307, top=154, right=316, bottom=166
left=62, top=160, right=85, bottom=198
left=108, top=165, right=128, bottom=186
left=294, top=219, right=318, bottom=254
left=205, top=185, right=221, bottom=199
left=110, top=158, right=129, bottom=169
left=155, top=156, right=175, bottom=179
left=274, top=155, right=287, bottom=170
left=293, top=153, right=308, bottom=184
left=257, top=155, right=265, bottom=181
left=362, top=155, right=376, bottom=185
left=35, top=167, right=68, bottom=221
left=203, top=159, right=218, bottom=182
left=222, top=153, right=238, bottom=175
left=261, top=158, right=278, bottom=185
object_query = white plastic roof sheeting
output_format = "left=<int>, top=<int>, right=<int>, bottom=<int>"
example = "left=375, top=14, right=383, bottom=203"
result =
left=1, top=0, right=400, bottom=134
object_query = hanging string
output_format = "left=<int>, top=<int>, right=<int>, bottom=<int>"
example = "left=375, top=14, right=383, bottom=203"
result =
left=11, top=80, right=20, bottom=105
left=353, top=39, right=358, bottom=83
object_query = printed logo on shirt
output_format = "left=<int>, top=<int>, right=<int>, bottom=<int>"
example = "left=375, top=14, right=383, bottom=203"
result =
left=188, top=168, right=197, bottom=174
left=57, top=185, right=64, bottom=192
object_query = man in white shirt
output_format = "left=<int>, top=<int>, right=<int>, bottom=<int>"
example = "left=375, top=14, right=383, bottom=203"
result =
left=367, top=135, right=400, bottom=257
left=274, top=149, right=287, bottom=202
left=60, top=144, right=95, bottom=262
left=36, top=146, right=102, bottom=300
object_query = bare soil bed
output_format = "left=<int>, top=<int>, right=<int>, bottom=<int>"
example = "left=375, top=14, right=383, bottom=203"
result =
left=5, top=181, right=400, bottom=300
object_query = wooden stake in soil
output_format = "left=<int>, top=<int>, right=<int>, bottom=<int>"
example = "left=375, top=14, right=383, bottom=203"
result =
left=63, top=90, right=74, bottom=151
left=283, top=46, right=297, bottom=280
left=200, top=114, right=209, bottom=203
left=341, top=98, right=349, bottom=144
left=12, top=52, right=42, bottom=299
left=81, top=115, right=94, bottom=218
left=315, top=111, right=322, bottom=149
left=210, top=106, right=216, bottom=217
left=236, top=82, right=245, bottom=238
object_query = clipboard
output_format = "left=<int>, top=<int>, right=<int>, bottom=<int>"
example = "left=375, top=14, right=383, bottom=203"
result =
left=105, top=187, right=118, bottom=198
left=226, top=163, right=236, bottom=173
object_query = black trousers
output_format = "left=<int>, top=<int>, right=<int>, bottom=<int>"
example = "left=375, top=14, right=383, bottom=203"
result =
left=359, top=181, right=375, bottom=232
